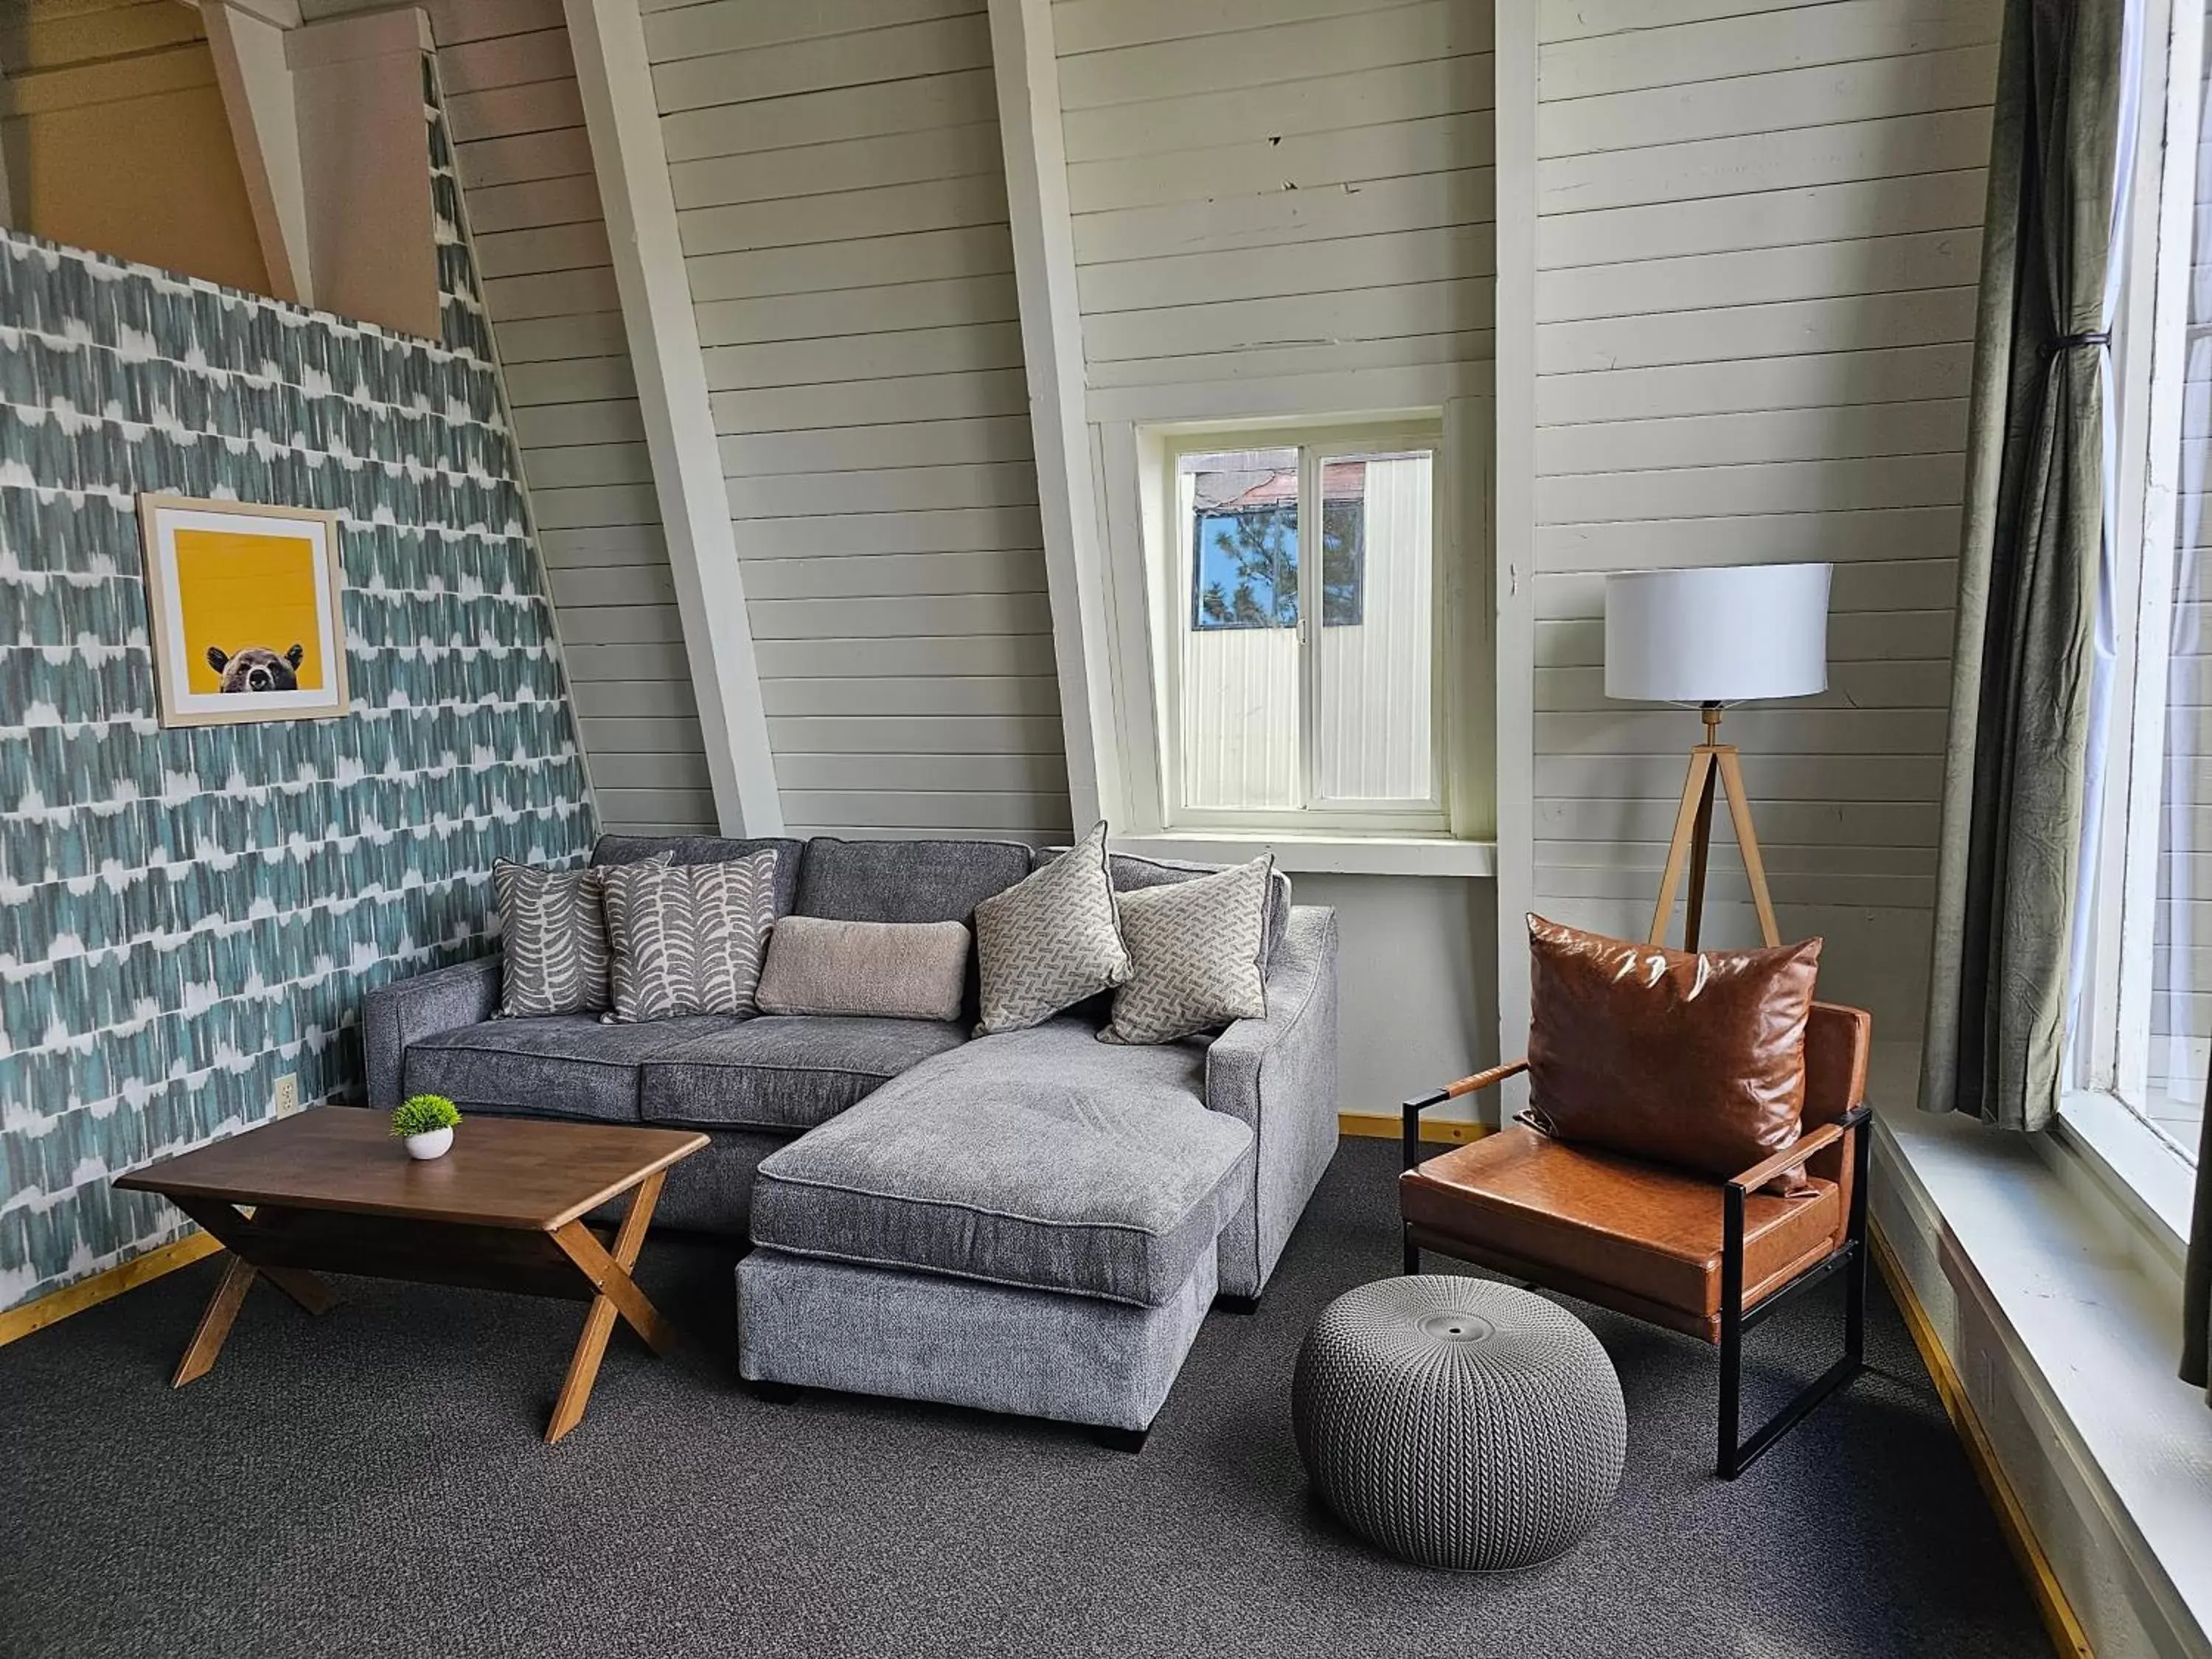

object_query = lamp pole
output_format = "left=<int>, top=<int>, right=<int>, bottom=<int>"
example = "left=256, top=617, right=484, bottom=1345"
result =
left=1683, top=701, right=1723, bottom=951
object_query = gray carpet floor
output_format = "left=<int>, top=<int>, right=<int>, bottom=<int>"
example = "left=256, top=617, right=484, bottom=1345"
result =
left=0, top=1137, right=2049, bottom=1659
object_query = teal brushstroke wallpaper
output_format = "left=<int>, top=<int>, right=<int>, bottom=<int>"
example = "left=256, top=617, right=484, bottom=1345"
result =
left=0, top=63, right=597, bottom=1310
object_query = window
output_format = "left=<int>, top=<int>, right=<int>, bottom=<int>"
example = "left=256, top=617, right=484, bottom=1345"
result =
left=1148, top=421, right=1447, bottom=832
left=2077, top=0, right=2206, bottom=1194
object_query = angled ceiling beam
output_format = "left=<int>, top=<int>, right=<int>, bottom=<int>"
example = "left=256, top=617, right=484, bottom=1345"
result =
left=201, top=0, right=310, bottom=307
left=987, top=0, right=1113, bottom=829
left=562, top=0, right=783, bottom=837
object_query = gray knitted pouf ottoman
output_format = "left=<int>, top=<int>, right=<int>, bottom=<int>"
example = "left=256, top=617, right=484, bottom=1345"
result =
left=1293, top=1276, right=1626, bottom=1571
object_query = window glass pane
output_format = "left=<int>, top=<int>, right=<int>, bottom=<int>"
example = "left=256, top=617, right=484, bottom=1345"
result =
left=1178, top=448, right=1300, bottom=809
left=2146, top=55, right=2212, bottom=1164
left=1315, top=451, right=1434, bottom=802
left=1186, top=450, right=1300, bottom=630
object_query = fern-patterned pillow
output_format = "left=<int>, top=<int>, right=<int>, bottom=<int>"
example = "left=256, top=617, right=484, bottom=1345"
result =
left=493, top=855, right=665, bottom=1018
left=601, top=851, right=780, bottom=1023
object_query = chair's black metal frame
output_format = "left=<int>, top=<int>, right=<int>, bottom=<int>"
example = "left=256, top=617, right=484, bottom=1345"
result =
left=1401, top=1084, right=1871, bottom=1480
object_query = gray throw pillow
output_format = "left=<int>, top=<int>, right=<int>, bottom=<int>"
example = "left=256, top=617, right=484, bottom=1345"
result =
left=757, top=917, right=971, bottom=1023
left=493, top=853, right=667, bottom=1017
left=601, top=850, right=779, bottom=1023
left=973, top=821, right=1133, bottom=1034
left=1102, top=855, right=1273, bottom=1045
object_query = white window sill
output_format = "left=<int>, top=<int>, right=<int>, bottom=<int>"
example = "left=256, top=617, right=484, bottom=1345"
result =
left=1111, top=831, right=1497, bottom=877
left=2053, top=1089, right=2196, bottom=1276
left=1873, top=1048, right=2212, bottom=1654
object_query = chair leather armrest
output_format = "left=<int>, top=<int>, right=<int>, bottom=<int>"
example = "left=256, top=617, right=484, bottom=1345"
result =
left=1402, top=1060, right=1527, bottom=1172
left=1403, top=1059, right=1527, bottom=1115
left=1725, top=1103, right=1871, bottom=1194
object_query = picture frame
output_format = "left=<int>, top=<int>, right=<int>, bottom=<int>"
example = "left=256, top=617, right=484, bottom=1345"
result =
left=138, top=494, right=349, bottom=728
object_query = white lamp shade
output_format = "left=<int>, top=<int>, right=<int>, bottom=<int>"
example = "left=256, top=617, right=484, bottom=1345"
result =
left=1604, top=563, right=1832, bottom=703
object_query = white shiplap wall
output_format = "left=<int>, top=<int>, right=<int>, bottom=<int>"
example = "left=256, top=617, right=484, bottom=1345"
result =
left=1056, top=0, right=1495, bottom=423
left=294, top=0, right=712, bottom=835
left=439, top=1, right=714, bottom=834
left=1528, top=0, right=2000, bottom=1039
left=641, top=0, right=1071, bottom=843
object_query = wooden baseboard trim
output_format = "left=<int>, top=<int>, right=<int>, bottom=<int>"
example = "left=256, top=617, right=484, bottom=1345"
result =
left=1870, top=1225, right=2094, bottom=1659
left=1339, top=1112, right=1489, bottom=1145
left=0, top=1231, right=222, bottom=1349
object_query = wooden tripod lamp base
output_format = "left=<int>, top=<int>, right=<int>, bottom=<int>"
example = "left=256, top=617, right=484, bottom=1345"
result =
left=1648, top=703, right=1781, bottom=953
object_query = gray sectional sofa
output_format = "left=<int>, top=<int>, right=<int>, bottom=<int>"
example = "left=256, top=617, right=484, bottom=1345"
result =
left=363, top=832, right=1340, bottom=1444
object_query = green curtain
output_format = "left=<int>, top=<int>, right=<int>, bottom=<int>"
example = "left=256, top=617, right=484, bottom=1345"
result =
left=1921, top=0, right=2130, bottom=1132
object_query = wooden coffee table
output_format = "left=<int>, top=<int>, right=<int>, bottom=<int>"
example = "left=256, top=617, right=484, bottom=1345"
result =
left=114, top=1106, right=707, bottom=1442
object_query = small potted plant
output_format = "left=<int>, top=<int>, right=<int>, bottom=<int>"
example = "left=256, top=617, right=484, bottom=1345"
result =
left=392, top=1093, right=462, bottom=1161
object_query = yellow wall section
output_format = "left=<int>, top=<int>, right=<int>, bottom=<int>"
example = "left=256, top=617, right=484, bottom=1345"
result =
left=0, top=1, right=271, bottom=295
left=174, top=529, right=327, bottom=694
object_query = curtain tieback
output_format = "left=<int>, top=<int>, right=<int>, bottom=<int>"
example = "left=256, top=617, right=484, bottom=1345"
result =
left=2048, top=329, right=2112, bottom=352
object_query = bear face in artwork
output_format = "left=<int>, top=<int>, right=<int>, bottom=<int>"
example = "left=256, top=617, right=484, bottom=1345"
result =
left=207, top=643, right=306, bottom=693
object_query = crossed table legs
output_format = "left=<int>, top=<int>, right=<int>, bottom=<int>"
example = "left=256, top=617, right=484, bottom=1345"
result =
left=164, top=1172, right=674, bottom=1443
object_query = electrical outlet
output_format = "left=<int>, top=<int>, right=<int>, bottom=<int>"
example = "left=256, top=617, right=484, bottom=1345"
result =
left=273, top=1073, right=301, bottom=1117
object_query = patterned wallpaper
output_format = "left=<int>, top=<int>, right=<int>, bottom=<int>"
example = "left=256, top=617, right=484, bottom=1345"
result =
left=0, top=64, right=596, bottom=1310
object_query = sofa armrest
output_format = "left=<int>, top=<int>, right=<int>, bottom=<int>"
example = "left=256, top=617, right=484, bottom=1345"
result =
left=1205, top=905, right=1339, bottom=1298
left=1206, top=905, right=1338, bottom=1128
left=362, top=953, right=502, bottom=1107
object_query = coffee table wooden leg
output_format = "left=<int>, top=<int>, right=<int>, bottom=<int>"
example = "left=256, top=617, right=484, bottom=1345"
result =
left=168, top=1197, right=338, bottom=1315
left=173, top=1254, right=257, bottom=1388
left=545, top=1172, right=671, bottom=1443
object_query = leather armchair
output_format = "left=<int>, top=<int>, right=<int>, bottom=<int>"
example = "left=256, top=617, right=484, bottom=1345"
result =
left=1400, top=1002, right=1873, bottom=1478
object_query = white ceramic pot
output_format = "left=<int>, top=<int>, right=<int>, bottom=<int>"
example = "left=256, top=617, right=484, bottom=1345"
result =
left=403, top=1126, right=453, bottom=1161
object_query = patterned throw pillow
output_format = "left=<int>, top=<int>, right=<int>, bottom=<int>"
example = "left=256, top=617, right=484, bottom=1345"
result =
left=600, top=851, right=779, bottom=1023
left=973, top=821, right=1133, bottom=1034
left=493, top=855, right=666, bottom=1018
left=1102, top=855, right=1273, bottom=1046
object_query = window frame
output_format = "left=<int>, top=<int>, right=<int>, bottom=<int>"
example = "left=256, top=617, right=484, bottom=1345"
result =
left=1150, top=417, right=1452, bottom=836
left=2076, top=0, right=2202, bottom=1191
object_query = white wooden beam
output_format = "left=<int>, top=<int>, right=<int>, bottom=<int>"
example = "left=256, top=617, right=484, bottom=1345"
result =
left=202, top=0, right=311, bottom=307
left=562, top=0, right=784, bottom=838
left=987, top=0, right=1113, bottom=830
left=1492, top=0, right=1540, bottom=1120
left=288, top=8, right=439, bottom=338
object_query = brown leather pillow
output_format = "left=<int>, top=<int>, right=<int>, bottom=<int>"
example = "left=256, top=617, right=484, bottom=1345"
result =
left=1523, top=914, right=1822, bottom=1192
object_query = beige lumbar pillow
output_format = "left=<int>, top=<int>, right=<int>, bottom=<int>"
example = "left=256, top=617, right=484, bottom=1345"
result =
left=756, top=917, right=971, bottom=1023
left=1102, top=855, right=1273, bottom=1045
left=972, top=821, right=1133, bottom=1034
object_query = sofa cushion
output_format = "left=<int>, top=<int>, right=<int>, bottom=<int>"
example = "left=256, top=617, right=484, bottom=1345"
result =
left=639, top=1015, right=969, bottom=1133
left=974, top=821, right=1130, bottom=1035
left=592, top=833, right=804, bottom=918
left=1103, top=855, right=1273, bottom=1046
left=796, top=835, right=1034, bottom=924
left=493, top=853, right=665, bottom=1018
left=602, top=852, right=780, bottom=1022
left=750, top=1019, right=1255, bottom=1307
left=403, top=1013, right=741, bottom=1124
left=1106, top=851, right=1293, bottom=967
left=756, top=917, right=971, bottom=1023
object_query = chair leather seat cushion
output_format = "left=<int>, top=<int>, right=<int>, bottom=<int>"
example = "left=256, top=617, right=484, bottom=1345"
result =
left=1399, top=1124, right=1840, bottom=1321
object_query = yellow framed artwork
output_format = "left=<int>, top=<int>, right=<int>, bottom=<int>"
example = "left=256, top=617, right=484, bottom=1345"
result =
left=138, top=495, right=349, bottom=728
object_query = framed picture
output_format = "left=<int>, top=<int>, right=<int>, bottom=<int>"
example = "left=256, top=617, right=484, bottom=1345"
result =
left=138, top=494, right=349, bottom=728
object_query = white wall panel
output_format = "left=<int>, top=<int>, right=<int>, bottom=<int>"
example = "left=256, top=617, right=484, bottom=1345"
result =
left=302, top=0, right=714, bottom=837
left=647, top=0, right=1071, bottom=842
left=1056, top=0, right=1496, bottom=410
left=1528, top=0, right=2000, bottom=1039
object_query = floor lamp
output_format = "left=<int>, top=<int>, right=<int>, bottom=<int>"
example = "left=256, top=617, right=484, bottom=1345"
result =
left=1604, top=563, right=1832, bottom=953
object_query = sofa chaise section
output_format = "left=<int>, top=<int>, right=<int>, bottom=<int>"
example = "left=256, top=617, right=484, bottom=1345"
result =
left=740, top=1020, right=1256, bottom=1434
